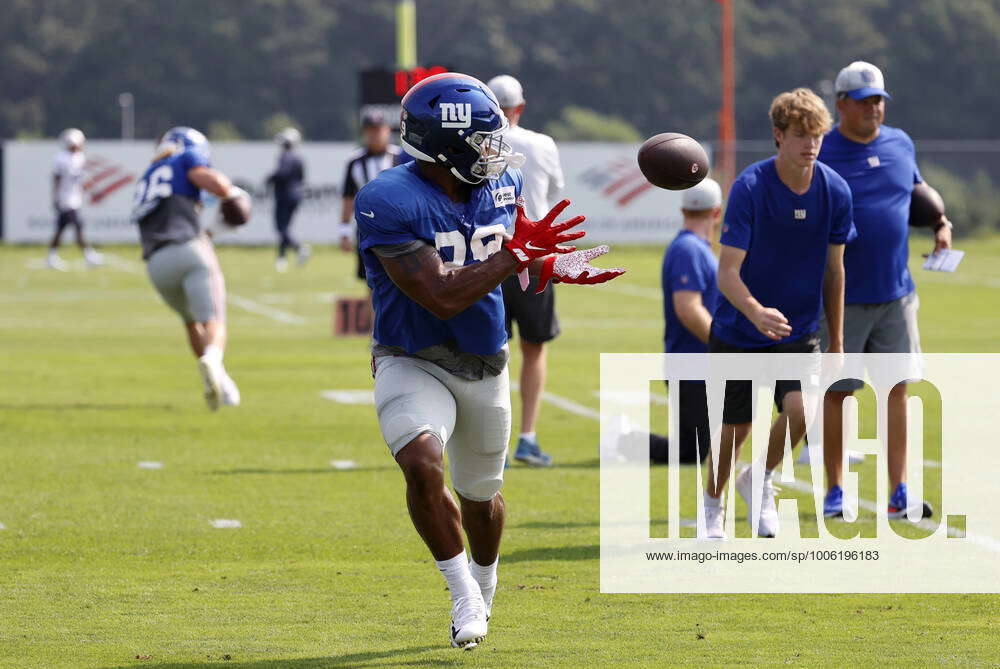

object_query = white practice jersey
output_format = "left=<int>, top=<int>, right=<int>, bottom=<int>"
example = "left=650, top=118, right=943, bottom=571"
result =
left=504, top=125, right=564, bottom=221
left=53, top=149, right=86, bottom=211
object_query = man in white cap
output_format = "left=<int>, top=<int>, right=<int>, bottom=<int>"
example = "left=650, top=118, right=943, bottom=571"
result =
left=48, top=128, right=103, bottom=269
left=487, top=74, right=566, bottom=467
left=652, top=178, right=722, bottom=532
left=817, top=61, right=951, bottom=520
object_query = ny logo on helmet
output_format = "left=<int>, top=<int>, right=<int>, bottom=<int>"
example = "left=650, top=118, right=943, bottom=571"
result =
left=440, top=102, right=472, bottom=128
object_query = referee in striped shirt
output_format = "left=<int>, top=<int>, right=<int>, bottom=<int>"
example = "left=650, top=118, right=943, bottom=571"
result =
left=339, top=109, right=410, bottom=280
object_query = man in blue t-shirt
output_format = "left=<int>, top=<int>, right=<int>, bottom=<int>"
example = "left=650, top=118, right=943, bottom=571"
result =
left=816, top=62, right=951, bottom=521
left=355, top=72, right=623, bottom=650
left=704, top=88, right=855, bottom=539
left=650, top=178, right=722, bottom=465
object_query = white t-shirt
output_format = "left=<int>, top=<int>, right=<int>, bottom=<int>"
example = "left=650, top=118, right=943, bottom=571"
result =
left=53, top=149, right=86, bottom=211
left=505, top=125, right=564, bottom=221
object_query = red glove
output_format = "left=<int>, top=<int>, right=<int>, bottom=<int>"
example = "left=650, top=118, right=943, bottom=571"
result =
left=504, top=199, right=586, bottom=270
left=531, top=245, right=626, bottom=293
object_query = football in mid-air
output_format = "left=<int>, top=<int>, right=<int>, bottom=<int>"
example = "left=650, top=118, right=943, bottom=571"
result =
left=909, top=182, right=945, bottom=228
left=221, top=188, right=252, bottom=226
left=637, top=132, right=709, bottom=190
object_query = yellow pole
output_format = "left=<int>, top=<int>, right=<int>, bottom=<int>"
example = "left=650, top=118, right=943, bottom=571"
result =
left=396, top=0, right=417, bottom=69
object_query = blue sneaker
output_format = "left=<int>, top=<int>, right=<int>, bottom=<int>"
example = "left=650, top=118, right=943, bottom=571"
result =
left=888, top=482, right=933, bottom=520
left=513, top=437, right=552, bottom=467
left=823, top=485, right=844, bottom=518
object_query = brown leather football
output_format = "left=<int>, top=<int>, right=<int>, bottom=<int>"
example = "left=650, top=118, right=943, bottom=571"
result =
left=637, top=133, right=709, bottom=190
left=909, top=182, right=945, bottom=228
left=221, top=191, right=251, bottom=226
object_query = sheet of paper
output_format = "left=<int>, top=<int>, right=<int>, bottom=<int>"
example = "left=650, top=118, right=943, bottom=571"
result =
left=922, top=248, right=965, bottom=272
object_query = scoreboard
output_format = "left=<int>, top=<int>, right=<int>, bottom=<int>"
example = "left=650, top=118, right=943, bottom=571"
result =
left=358, top=65, right=449, bottom=128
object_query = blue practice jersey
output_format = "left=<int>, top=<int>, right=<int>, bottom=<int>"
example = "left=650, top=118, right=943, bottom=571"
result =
left=356, top=162, right=523, bottom=356
left=712, top=157, right=856, bottom=348
left=661, top=230, right=719, bottom=353
left=131, top=147, right=210, bottom=222
left=818, top=125, right=922, bottom=304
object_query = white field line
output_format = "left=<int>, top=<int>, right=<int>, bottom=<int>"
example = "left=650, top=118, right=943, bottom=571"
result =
left=210, top=519, right=242, bottom=529
left=320, top=390, right=374, bottom=405
left=101, top=252, right=309, bottom=325
left=137, top=461, right=163, bottom=469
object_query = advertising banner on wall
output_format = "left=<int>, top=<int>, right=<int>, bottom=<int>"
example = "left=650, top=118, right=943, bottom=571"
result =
left=3, top=140, right=700, bottom=246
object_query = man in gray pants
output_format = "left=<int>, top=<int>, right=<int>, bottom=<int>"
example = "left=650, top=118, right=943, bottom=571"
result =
left=132, top=126, right=247, bottom=410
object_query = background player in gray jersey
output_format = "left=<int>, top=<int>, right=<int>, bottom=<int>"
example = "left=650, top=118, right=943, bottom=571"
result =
left=132, top=126, right=248, bottom=411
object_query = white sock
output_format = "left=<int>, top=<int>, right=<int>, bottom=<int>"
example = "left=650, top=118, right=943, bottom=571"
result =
left=436, top=550, right=479, bottom=601
left=468, top=556, right=498, bottom=601
left=48, top=249, right=59, bottom=259
left=201, top=344, right=223, bottom=363
left=519, top=432, right=536, bottom=443
left=703, top=491, right=722, bottom=508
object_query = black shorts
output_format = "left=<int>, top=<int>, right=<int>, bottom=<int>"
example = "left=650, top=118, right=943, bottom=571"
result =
left=649, top=380, right=710, bottom=464
left=355, top=230, right=366, bottom=280
left=55, top=209, right=82, bottom=232
left=502, top=274, right=560, bottom=344
left=708, top=330, right=821, bottom=424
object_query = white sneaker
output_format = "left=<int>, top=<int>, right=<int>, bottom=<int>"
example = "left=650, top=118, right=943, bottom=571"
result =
left=47, top=253, right=68, bottom=271
left=703, top=503, right=726, bottom=540
left=735, top=465, right=780, bottom=538
left=297, top=243, right=312, bottom=266
left=84, top=248, right=104, bottom=266
left=197, top=357, right=224, bottom=411
left=220, top=374, right=241, bottom=407
left=450, top=593, right=488, bottom=650
left=275, top=257, right=289, bottom=273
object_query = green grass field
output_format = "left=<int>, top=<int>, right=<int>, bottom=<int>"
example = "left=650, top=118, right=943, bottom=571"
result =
left=2, top=235, right=1000, bottom=668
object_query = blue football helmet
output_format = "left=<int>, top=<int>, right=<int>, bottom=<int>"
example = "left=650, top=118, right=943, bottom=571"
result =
left=155, top=126, right=210, bottom=158
left=399, top=72, right=524, bottom=185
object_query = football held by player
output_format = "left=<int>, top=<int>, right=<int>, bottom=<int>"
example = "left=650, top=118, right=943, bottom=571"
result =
left=704, top=88, right=856, bottom=539
left=354, top=72, right=623, bottom=649
left=131, top=127, right=249, bottom=411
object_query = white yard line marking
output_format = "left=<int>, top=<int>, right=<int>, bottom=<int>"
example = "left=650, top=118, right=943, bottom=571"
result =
left=137, top=461, right=163, bottom=469
left=210, top=519, right=242, bottom=529
left=320, top=390, right=374, bottom=405
left=0, top=522, right=6, bottom=530
left=330, top=460, right=358, bottom=470
left=227, top=294, right=308, bottom=325
left=512, top=382, right=600, bottom=420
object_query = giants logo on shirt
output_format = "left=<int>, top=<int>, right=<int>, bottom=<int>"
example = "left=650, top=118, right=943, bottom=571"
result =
left=492, top=186, right=516, bottom=208
left=794, top=209, right=807, bottom=220
left=868, top=156, right=881, bottom=168
left=440, top=102, right=472, bottom=128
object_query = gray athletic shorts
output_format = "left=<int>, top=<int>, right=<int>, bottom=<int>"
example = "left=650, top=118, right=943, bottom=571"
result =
left=373, top=354, right=511, bottom=502
left=820, top=291, right=921, bottom=391
left=145, top=237, right=226, bottom=324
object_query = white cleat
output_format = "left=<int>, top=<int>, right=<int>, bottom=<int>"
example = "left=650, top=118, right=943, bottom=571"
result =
left=47, top=254, right=68, bottom=271
left=84, top=249, right=105, bottom=266
left=198, top=357, right=224, bottom=411
left=702, top=503, right=727, bottom=540
left=450, top=593, right=488, bottom=650
left=736, top=465, right=780, bottom=538
left=297, top=243, right=312, bottom=267
left=275, top=257, right=289, bottom=273
left=220, top=374, right=241, bottom=407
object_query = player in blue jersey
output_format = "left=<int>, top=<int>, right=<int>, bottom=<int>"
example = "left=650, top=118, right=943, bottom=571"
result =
left=131, top=127, right=249, bottom=410
left=817, top=62, right=950, bottom=520
left=355, top=72, right=623, bottom=650
left=706, top=88, right=855, bottom=538
left=648, top=179, right=721, bottom=469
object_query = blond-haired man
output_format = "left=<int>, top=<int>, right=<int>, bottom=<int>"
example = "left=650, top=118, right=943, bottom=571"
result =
left=703, top=88, right=855, bottom=539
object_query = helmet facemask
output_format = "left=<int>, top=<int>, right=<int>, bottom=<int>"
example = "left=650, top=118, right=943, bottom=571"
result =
left=457, top=124, right=526, bottom=184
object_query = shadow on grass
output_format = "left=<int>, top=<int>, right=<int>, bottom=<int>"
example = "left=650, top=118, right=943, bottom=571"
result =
left=208, top=466, right=394, bottom=476
left=104, top=645, right=458, bottom=669
left=503, top=543, right=599, bottom=563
